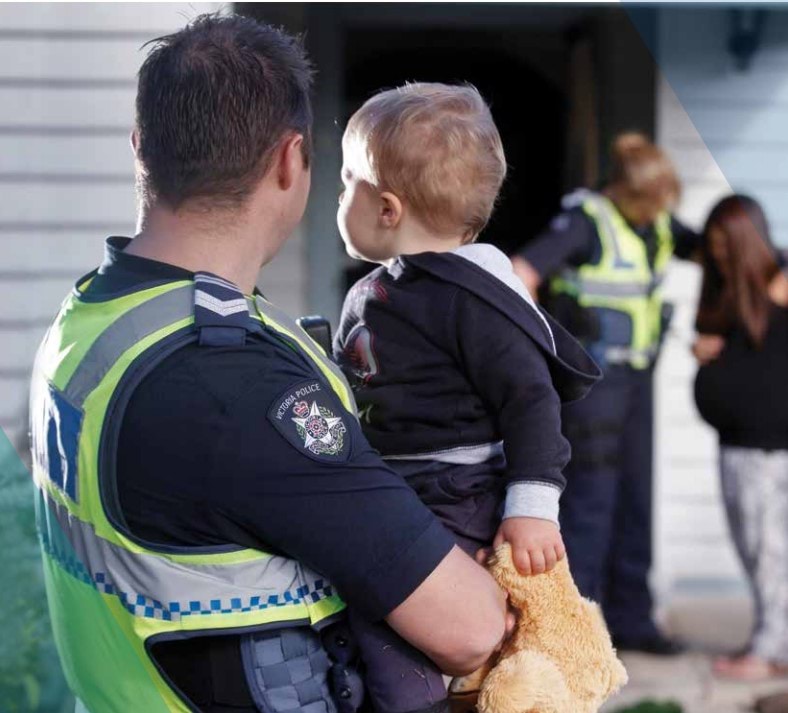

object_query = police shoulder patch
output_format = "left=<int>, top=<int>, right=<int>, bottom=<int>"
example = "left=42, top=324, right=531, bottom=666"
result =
left=268, top=380, right=351, bottom=462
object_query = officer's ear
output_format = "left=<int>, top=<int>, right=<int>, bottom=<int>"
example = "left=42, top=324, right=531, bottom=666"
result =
left=378, top=191, right=403, bottom=230
left=276, top=133, right=308, bottom=191
left=130, top=129, right=140, bottom=159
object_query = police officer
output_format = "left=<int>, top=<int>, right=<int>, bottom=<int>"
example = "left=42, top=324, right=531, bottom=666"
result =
left=30, top=15, right=509, bottom=713
left=512, top=133, right=699, bottom=655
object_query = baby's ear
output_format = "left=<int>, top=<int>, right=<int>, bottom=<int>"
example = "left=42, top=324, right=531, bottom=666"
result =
left=378, top=191, right=403, bottom=229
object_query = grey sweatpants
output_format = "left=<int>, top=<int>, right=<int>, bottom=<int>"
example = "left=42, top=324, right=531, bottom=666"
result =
left=720, top=446, right=788, bottom=663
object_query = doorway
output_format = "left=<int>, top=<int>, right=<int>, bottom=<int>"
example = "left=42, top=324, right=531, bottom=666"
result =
left=342, top=27, right=570, bottom=291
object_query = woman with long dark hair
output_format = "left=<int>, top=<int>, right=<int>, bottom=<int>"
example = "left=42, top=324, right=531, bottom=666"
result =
left=694, top=194, right=788, bottom=680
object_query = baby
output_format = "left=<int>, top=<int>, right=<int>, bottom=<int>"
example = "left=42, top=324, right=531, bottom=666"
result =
left=333, top=83, right=599, bottom=713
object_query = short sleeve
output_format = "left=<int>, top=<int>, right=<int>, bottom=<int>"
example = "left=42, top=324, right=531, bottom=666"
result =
left=215, top=369, right=456, bottom=622
left=518, top=207, right=600, bottom=278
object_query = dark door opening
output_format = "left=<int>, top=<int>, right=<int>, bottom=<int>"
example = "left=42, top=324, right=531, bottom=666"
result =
left=343, top=27, right=569, bottom=291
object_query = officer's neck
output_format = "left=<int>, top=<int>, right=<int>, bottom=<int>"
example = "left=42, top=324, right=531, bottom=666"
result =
left=131, top=198, right=283, bottom=295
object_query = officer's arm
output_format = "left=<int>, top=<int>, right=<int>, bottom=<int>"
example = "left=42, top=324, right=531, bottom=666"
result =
left=513, top=207, right=598, bottom=292
left=671, top=215, right=703, bottom=262
left=385, top=545, right=508, bottom=676
left=237, top=370, right=509, bottom=677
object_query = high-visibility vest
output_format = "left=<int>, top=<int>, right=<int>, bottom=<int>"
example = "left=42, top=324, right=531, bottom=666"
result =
left=549, top=194, right=674, bottom=369
left=30, top=271, right=356, bottom=712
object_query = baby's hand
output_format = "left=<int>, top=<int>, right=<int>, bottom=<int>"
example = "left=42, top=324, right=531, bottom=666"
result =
left=494, top=517, right=565, bottom=576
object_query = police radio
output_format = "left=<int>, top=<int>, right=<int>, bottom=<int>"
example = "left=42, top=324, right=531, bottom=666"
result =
left=297, top=315, right=334, bottom=356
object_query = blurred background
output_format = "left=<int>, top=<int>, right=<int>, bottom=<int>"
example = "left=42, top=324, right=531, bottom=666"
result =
left=1, top=2, right=787, bottom=712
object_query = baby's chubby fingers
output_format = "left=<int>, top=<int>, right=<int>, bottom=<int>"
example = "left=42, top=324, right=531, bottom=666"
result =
left=512, top=547, right=532, bottom=575
left=494, top=516, right=566, bottom=575
left=475, top=546, right=493, bottom=565
left=529, top=549, right=546, bottom=575
left=543, top=546, right=557, bottom=572
left=492, top=529, right=505, bottom=550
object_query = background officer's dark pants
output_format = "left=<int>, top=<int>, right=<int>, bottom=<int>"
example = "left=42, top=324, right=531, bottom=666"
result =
left=559, top=365, right=656, bottom=641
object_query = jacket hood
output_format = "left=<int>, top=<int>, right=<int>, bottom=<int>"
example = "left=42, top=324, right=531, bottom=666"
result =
left=401, top=247, right=602, bottom=403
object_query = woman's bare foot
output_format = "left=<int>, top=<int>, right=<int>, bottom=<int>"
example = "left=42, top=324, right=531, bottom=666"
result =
left=713, top=653, right=788, bottom=681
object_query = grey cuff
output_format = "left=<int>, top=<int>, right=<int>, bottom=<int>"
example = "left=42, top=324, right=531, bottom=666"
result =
left=503, top=482, right=561, bottom=526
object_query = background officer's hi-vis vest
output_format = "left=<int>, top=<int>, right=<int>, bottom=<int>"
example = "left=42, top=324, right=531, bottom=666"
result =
left=549, top=193, right=674, bottom=370
left=30, top=272, right=356, bottom=713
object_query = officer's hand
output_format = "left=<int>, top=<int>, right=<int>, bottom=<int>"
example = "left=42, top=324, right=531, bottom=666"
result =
left=472, top=549, right=518, bottom=643
left=511, top=256, right=543, bottom=296
left=493, top=517, right=565, bottom=576
left=692, top=334, right=725, bottom=365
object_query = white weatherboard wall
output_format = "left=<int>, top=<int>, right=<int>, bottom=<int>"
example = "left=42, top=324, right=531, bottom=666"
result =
left=0, top=3, right=307, bottom=449
left=659, top=7, right=788, bottom=249
left=654, top=75, right=737, bottom=599
left=654, top=6, right=788, bottom=599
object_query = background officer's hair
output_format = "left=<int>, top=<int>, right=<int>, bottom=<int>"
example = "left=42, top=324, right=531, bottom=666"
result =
left=608, top=132, right=680, bottom=211
left=343, top=82, right=507, bottom=243
left=135, top=13, right=313, bottom=211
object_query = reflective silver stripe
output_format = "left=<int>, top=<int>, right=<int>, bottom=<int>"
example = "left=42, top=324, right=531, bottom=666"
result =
left=383, top=441, right=504, bottom=465
left=40, top=490, right=335, bottom=622
left=251, top=296, right=358, bottom=416
left=64, top=285, right=194, bottom=407
left=605, top=345, right=657, bottom=364
left=575, top=279, right=652, bottom=298
left=557, top=270, right=652, bottom=299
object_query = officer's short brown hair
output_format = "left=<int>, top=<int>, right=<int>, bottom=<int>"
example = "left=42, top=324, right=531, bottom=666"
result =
left=135, top=13, right=313, bottom=210
left=343, top=83, right=507, bottom=241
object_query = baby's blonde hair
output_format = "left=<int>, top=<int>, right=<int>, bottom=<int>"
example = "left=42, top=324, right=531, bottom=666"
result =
left=343, top=82, right=507, bottom=241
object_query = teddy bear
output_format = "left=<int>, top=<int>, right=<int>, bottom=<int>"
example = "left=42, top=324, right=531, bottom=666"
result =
left=448, top=544, right=628, bottom=713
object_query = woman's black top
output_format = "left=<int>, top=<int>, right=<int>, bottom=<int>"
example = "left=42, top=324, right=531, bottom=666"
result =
left=694, top=303, right=788, bottom=450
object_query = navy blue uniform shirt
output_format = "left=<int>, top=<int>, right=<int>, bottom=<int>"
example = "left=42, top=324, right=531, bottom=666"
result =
left=86, top=237, right=455, bottom=712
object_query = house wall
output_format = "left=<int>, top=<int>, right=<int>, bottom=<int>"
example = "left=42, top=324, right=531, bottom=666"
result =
left=6, top=0, right=780, bottom=601
left=654, top=6, right=788, bottom=598
left=0, top=2, right=309, bottom=450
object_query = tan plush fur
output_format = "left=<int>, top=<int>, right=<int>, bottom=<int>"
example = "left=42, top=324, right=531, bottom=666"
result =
left=450, top=544, right=628, bottom=713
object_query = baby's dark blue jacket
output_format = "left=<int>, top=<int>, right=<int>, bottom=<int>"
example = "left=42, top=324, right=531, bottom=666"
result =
left=334, top=245, right=601, bottom=510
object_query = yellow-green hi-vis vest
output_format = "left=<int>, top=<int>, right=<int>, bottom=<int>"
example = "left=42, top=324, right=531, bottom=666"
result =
left=550, top=194, right=674, bottom=370
left=30, top=271, right=356, bottom=713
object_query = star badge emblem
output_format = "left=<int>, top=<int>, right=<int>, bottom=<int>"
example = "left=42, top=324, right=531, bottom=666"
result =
left=292, top=400, right=346, bottom=455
